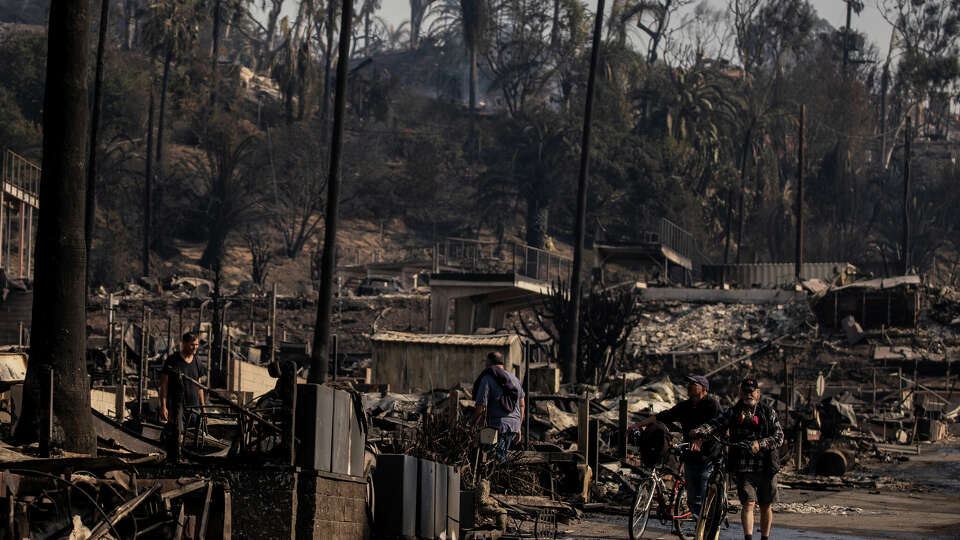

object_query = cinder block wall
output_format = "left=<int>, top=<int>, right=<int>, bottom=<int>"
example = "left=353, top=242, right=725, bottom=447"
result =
left=296, top=471, right=371, bottom=540
left=138, top=466, right=370, bottom=540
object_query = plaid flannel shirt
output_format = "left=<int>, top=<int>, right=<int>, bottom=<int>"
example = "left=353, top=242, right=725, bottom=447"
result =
left=693, top=400, right=784, bottom=474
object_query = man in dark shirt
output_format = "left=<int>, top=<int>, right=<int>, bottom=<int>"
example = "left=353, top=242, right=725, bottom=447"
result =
left=632, top=374, right=721, bottom=519
left=160, top=332, right=204, bottom=461
left=692, top=378, right=784, bottom=540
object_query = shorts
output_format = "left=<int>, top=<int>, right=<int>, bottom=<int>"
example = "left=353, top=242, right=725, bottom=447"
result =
left=735, top=472, right=777, bottom=505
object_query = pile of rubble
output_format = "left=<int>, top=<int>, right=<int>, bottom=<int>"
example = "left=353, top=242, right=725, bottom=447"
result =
left=628, top=301, right=816, bottom=356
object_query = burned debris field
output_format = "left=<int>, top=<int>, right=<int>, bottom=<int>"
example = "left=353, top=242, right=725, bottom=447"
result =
left=1, top=0, right=960, bottom=538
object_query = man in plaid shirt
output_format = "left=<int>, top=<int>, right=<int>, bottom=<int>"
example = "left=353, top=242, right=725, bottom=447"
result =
left=692, top=378, right=783, bottom=540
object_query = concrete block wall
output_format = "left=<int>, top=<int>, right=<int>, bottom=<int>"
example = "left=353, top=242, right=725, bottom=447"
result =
left=138, top=466, right=370, bottom=540
left=296, top=471, right=371, bottom=540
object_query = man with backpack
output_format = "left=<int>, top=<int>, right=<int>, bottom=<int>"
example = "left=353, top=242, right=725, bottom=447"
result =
left=692, top=377, right=784, bottom=540
left=472, top=351, right=525, bottom=462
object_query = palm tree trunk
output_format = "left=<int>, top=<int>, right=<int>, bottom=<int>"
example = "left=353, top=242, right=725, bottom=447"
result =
left=124, top=0, right=137, bottom=49
left=735, top=127, right=753, bottom=265
left=468, top=43, right=478, bottom=157
left=210, top=0, right=221, bottom=106
left=87, top=0, right=110, bottom=258
left=551, top=0, right=561, bottom=48
left=259, top=0, right=285, bottom=72
left=154, top=49, right=172, bottom=238
left=321, top=0, right=335, bottom=121
left=723, top=188, right=733, bottom=264
left=364, top=10, right=371, bottom=53
left=15, top=0, right=96, bottom=454
left=410, top=0, right=420, bottom=49
left=143, top=86, right=155, bottom=276
left=736, top=166, right=748, bottom=265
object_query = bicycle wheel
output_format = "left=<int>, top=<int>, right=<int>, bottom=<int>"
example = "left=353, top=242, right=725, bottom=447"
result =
left=671, top=482, right=694, bottom=540
left=694, top=482, right=722, bottom=540
left=629, top=479, right=656, bottom=540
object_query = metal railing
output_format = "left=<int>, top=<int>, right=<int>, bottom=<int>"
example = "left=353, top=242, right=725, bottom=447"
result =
left=2, top=150, right=41, bottom=207
left=434, top=237, right=572, bottom=284
left=657, top=218, right=698, bottom=264
left=0, top=150, right=40, bottom=279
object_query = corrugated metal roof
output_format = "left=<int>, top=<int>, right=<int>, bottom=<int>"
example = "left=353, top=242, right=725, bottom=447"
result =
left=370, top=331, right=519, bottom=347
left=701, top=262, right=856, bottom=288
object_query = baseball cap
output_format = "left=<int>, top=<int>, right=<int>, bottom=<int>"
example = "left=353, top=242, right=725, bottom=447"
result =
left=740, top=377, right=759, bottom=392
left=685, top=374, right=709, bottom=391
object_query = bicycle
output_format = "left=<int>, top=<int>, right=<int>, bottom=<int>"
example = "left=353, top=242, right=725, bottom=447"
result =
left=628, top=441, right=695, bottom=540
left=694, top=434, right=754, bottom=540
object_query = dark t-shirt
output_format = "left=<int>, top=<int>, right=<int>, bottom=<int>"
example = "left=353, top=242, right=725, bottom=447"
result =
left=162, top=352, right=202, bottom=408
left=656, top=395, right=723, bottom=463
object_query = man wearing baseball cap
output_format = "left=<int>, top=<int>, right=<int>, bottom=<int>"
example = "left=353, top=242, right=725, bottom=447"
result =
left=632, top=373, right=722, bottom=520
left=692, top=377, right=784, bottom=540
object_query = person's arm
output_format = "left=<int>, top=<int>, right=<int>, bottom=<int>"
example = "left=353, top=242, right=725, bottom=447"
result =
left=632, top=402, right=680, bottom=431
left=756, top=406, right=784, bottom=453
left=159, top=373, right=169, bottom=421
left=516, top=397, right=525, bottom=442
left=631, top=415, right=659, bottom=431
left=473, top=379, right=489, bottom=426
left=692, top=406, right=730, bottom=439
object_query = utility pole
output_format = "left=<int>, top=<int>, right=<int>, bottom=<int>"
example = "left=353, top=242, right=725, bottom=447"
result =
left=903, top=116, right=912, bottom=275
left=795, top=104, right=805, bottom=282
left=310, top=0, right=352, bottom=384
left=563, top=0, right=605, bottom=385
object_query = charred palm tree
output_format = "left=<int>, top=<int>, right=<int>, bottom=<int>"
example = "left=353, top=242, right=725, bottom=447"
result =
left=15, top=0, right=96, bottom=454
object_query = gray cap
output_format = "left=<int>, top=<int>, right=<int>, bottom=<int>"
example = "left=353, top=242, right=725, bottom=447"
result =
left=686, top=374, right=709, bottom=391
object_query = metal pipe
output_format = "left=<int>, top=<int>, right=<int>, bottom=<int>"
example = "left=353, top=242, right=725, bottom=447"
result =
left=270, top=283, right=277, bottom=365
left=0, top=187, right=5, bottom=273
left=138, top=307, right=147, bottom=420
left=25, top=205, right=32, bottom=278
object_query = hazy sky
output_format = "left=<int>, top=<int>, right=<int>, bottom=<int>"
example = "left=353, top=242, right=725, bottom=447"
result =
left=378, top=0, right=896, bottom=59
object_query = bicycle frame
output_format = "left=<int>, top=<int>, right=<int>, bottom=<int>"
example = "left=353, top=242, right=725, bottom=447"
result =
left=695, top=435, right=752, bottom=540
left=644, top=466, right=688, bottom=521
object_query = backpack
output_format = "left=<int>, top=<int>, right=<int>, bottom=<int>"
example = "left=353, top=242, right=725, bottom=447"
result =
left=638, top=422, right=671, bottom=468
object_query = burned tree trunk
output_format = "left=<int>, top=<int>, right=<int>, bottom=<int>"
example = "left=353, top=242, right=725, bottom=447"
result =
left=525, top=198, right=548, bottom=249
left=15, top=0, right=96, bottom=454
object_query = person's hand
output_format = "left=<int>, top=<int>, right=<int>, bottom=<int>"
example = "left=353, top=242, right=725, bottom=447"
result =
left=691, top=439, right=703, bottom=452
left=750, top=440, right=760, bottom=454
left=160, top=406, right=168, bottom=422
left=515, top=430, right=522, bottom=443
